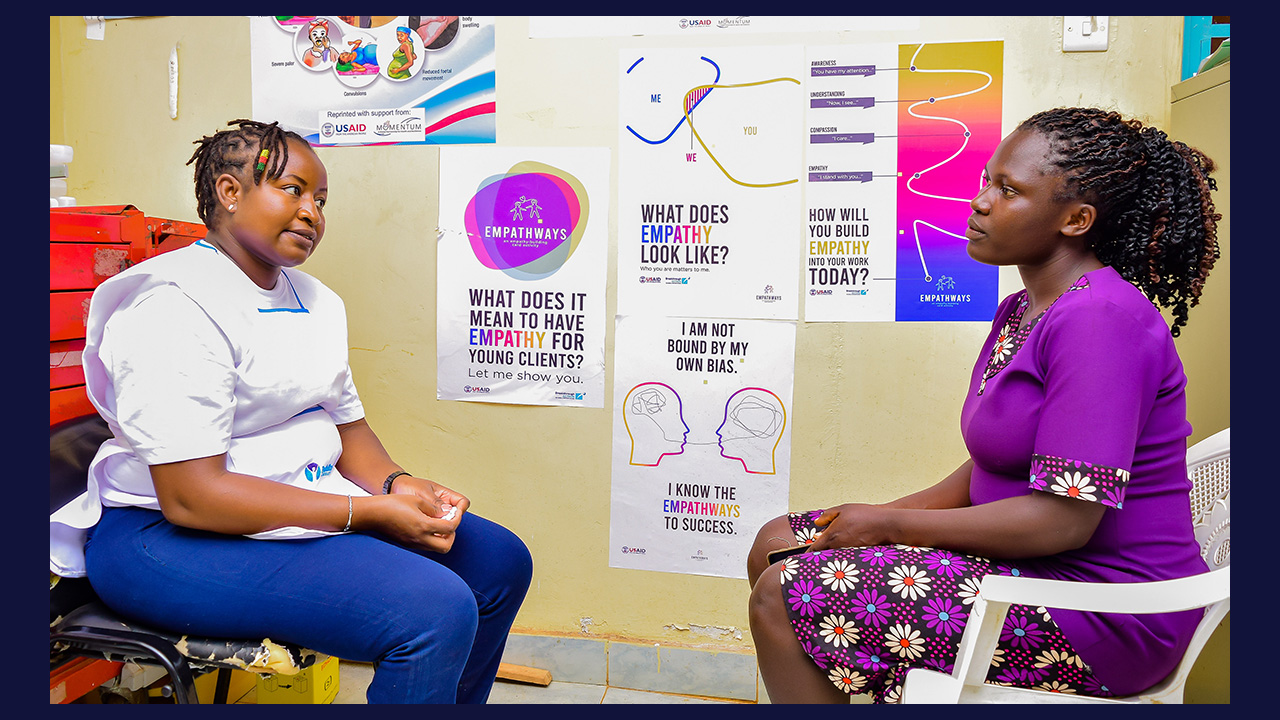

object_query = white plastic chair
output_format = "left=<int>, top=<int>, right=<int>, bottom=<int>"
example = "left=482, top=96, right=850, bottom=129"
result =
left=900, top=427, right=1230, bottom=704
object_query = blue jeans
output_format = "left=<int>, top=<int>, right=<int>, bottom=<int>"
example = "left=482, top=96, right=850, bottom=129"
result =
left=85, top=506, right=532, bottom=703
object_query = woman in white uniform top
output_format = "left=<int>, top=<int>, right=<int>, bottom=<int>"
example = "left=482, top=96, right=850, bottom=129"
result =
left=49, top=119, right=532, bottom=704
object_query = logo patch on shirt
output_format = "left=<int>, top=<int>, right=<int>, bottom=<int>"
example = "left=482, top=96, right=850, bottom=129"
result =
left=304, top=462, right=334, bottom=482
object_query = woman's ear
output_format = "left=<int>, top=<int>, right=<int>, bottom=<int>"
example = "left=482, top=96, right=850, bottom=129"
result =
left=1062, top=203, right=1097, bottom=238
left=214, top=172, right=243, bottom=215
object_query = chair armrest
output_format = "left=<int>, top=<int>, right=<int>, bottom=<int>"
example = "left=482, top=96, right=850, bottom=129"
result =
left=978, top=566, right=1229, bottom=615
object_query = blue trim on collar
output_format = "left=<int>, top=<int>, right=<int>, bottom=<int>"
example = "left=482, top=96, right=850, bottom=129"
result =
left=192, top=240, right=310, bottom=314
left=258, top=271, right=310, bottom=314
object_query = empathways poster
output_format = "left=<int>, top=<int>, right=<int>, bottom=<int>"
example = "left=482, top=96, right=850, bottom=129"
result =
left=803, top=40, right=1003, bottom=322
left=617, top=45, right=805, bottom=321
left=437, top=147, right=609, bottom=407
left=609, top=314, right=795, bottom=578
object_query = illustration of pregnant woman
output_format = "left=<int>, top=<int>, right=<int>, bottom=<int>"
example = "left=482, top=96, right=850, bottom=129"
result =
left=387, top=27, right=417, bottom=80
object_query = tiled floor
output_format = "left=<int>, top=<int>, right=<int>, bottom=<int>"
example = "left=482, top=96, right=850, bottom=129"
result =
left=333, top=661, right=748, bottom=704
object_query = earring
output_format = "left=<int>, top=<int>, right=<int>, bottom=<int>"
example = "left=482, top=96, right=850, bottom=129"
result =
left=228, top=203, right=236, bottom=212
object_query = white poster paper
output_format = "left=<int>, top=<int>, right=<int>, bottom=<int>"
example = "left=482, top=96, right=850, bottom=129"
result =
left=437, top=147, right=609, bottom=407
left=609, top=314, right=795, bottom=578
left=529, top=16, right=919, bottom=38
left=803, top=43, right=900, bottom=321
left=617, top=46, right=805, bottom=321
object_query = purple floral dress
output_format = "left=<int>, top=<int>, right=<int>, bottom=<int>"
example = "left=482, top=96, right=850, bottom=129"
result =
left=781, top=517, right=1111, bottom=702
left=778, top=279, right=1117, bottom=703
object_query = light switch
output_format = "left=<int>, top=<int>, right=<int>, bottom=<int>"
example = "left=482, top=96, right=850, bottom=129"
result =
left=1063, top=16, right=1109, bottom=52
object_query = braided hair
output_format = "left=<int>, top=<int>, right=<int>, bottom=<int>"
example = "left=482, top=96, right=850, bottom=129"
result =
left=1017, top=107, right=1220, bottom=337
left=186, top=119, right=309, bottom=229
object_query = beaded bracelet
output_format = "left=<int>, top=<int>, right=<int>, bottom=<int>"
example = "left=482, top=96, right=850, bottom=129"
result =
left=383, top=470, right=411, bottom=494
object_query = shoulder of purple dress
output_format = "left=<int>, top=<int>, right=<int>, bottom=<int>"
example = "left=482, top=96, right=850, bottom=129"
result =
left=1041, top=271, right=1175, bottom=352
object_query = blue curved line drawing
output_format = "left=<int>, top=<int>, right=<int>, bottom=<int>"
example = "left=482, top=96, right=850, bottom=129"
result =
left=625, top=56, right=721, bottom=145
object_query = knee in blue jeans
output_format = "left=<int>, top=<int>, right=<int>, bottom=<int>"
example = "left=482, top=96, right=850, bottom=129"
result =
left=502, top=539, right=534, bottom=593
left=401, top=574, right=480, bottom=645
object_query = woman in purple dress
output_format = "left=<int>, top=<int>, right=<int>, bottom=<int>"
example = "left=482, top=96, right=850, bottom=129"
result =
left=746, top=107, right=1222, bottom=703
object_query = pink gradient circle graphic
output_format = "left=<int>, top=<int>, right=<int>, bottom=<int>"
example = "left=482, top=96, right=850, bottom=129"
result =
left=463, top=162, right=589, bottom=280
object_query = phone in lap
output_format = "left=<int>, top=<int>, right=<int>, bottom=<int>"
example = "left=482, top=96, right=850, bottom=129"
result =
left=766, top=544, right=810, bottom=565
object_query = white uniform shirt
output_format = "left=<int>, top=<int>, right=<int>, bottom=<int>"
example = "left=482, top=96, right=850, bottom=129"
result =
left=51, top=240, right=368, bottom=577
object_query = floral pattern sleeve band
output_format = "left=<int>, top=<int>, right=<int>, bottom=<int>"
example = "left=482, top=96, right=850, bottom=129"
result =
left=1029, top=454, right=1130, bottom=509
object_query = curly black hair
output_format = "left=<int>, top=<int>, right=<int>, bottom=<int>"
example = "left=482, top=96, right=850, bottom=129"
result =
left=185, top=119, right=310, bottom=229
left=1017, top=107, right=1221, bottom=336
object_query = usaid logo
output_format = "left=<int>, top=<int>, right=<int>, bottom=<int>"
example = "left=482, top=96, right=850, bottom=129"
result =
left=321, top=122, right=367, bottom=139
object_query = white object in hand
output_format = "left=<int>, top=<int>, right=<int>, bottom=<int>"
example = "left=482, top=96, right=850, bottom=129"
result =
left=440, top=504, right=458, bottom=521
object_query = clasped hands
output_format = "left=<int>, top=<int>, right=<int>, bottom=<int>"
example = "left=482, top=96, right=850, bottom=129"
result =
left=354, top=475, right=470, bottom=553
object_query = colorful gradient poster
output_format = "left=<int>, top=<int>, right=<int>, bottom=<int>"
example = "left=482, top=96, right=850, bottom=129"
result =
left=803, top=40, right=1002, bottom=322
left=437, top=147, right=609, bottom=407
left=609, top=314, right=795, bottom=579
left=896, top=40, right=1002, bottom=322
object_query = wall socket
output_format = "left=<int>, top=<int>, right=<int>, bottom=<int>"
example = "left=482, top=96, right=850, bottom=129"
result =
left=1063, top=16, right=1109, bottom=52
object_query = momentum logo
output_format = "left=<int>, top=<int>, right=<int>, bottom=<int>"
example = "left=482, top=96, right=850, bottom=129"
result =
left=374, top=116, right=425, bottom=138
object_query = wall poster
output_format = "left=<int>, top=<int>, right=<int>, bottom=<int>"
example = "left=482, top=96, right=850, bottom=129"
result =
left=437, top=147, right=610, bottom=407
left=249, top=16, right=496, bottom=146
left=617, top=45, right=805, bottom=321
left=609, top=314, right=795, bottom=579
left=804, top=40, right=1003, bottom=322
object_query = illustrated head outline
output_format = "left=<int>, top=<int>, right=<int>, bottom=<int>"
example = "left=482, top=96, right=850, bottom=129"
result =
left=622, top=382, right=689, bottom=466
left=717, top=387, right=786, bottom=474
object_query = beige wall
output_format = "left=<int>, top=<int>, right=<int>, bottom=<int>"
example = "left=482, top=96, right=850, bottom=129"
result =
left=50, top=17, right=64, bottom=144
left=1169, top=63, right=1231, bottom=446
left=51, top=16, right=1228, bottom=700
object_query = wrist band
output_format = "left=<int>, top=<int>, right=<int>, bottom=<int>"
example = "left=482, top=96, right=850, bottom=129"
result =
left=383, top=470, right=410, bottom=494
left=343, top=495, right=353, bottom=532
